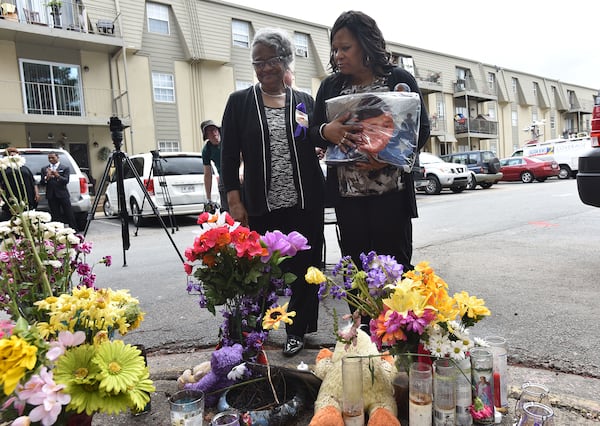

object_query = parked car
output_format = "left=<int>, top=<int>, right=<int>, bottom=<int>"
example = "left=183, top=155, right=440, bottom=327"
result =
left=417, top=152, right=469, bottom=194
left=2, top=148, right=91, bottom=231
left=498, top=156, right=559, bottom=183
left=103, top=151, right=219, bottom=226
left=577, top=90, right=600, bottom=207
left=440, top=150, right=502, bottom=190
left=412, top=154, right=428, bottom=190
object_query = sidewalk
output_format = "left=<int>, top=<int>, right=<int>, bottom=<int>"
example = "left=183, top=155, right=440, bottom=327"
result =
left=92, top=345, right=600, bottom=425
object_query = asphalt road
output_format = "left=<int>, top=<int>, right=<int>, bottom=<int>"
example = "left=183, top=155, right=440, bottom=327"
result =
left=85, top=177, right=600, bottom=379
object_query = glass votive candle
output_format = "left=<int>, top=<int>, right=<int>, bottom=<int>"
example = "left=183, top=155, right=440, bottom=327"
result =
left=517, top=402, right=554, bottom=426
left=211, top=410, right=240, bottom=426
left=515, top=382, right=551, bottom=421
left=169, top=389, right=205, bottom=426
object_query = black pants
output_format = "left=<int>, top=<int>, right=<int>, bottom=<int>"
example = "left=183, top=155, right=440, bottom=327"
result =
left=48, top=196, right=76, bottom=229
left=335, top=191, right=413, bottom=328
left=335, top=191, right=413, bottom=271
left=249, top=205, right=324, bottom=338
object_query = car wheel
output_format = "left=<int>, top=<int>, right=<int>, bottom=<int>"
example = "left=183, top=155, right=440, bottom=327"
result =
left=424, top=175, right=442, bottom=195
left=130, top=198, right=145, bottom=227
left=558, top=165, right=571, bottom=179
left=74, top=212, right=88, bottom=232
left=521, top=171, right=534, bottom=183
left=466, top=173, right=477, bottom=190
left=451, top=186, right=465, bottom=193
left=480, top=182, right=493, bottom=189
left=103, top=198, right=116, bottom=218
left=536, top=177, right=547, bottom=182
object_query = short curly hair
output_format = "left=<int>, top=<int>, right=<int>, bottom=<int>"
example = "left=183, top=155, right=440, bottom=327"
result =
left=251, top=27, right=294, bottom=69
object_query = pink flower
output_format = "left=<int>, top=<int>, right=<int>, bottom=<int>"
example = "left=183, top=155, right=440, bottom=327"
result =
left=17, top=367, right=70, bottom=426
left=46, top=331, right=86, bottom=361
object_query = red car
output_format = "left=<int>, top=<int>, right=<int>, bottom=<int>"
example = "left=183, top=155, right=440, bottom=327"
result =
left=499, top=156, right=560, bottom=183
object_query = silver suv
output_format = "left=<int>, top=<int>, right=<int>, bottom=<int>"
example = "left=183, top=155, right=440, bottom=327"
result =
left=103, top=151, right=218, bottom=226
left=10, top=148, right=92, bottom=231
left=418, top=152, right=470, bottom=194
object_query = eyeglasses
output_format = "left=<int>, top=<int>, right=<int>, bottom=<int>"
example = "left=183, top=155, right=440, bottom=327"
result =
left=252, top=56, right=284, bottom=70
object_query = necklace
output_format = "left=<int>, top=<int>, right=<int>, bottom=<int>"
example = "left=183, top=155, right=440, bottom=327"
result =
left=259, top=84, right=286, bottom=97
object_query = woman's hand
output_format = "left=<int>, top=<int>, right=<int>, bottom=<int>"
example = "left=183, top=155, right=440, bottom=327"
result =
left=226, top=190, right=248, bottom=227
left=322, top=112, right=362, bottom=153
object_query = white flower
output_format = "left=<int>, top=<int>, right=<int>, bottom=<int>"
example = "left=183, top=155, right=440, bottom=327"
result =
left=227, top=362, right=247, bottom=381
left=43, top=260, right=63, bottom=269
left=449, top=341, right=467, bottom=360
left=473, top=337, right=490, bottom=347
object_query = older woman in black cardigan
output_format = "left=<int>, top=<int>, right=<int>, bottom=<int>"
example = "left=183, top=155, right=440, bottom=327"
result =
left=220, top=27, right=325, bottom=357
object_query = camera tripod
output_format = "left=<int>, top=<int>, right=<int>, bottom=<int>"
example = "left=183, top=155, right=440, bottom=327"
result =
left=83, top=116, right=184, bottom=266
left=133, top=150, right=177, bottom=236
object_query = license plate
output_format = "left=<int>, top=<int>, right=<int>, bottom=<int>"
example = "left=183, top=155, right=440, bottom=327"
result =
left=180, top=185, right=195, bottom=193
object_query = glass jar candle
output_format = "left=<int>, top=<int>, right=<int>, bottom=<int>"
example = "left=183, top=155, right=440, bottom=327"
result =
left=455, top=357, right=473, bottom=426
left=342, top=356, right=364, bottom=426
left=470, top=348, right=494, bottom=425
left=409, top=362, right=433, bottom=426
left=485, top=335, right=508, bottom=411
left=433, top=358, right=456, bottom=426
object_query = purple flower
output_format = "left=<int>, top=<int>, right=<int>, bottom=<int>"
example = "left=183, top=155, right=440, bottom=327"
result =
left=76, top=262, right=91, bottom=276
left=102, top=255, right=112, bottom=267
left=282, top=231, right=310, bottom=256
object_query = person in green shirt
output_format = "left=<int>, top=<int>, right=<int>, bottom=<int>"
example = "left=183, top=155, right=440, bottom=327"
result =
left=201, top=120, right=228, bottom=211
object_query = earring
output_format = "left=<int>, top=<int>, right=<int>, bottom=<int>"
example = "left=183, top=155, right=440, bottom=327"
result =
left=365, top=56, right=371, bottom=64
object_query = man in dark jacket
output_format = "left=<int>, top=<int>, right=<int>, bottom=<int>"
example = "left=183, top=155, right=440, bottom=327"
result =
left=40, top=151, right=76, bottom=229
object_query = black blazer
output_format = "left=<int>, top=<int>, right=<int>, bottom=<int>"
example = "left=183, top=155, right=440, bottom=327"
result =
left=41, top=164, right=71, bottom=199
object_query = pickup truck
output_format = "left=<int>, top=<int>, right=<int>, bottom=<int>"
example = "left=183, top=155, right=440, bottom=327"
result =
left=577, top=91, right=600, bottom=207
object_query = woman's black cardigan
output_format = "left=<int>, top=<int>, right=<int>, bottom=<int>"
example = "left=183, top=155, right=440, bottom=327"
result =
left=221, top=84, right=325, bottom=217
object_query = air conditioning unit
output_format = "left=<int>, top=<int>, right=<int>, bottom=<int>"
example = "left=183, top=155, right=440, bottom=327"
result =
left=295, top=47, right=307, bottom=57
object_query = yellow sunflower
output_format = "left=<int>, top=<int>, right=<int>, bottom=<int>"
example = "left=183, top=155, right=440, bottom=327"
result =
left=262, top=303, right=296, bottom=330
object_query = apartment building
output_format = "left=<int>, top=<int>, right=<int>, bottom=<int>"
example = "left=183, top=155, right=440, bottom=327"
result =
left=0, top=0, right=596, bottom=188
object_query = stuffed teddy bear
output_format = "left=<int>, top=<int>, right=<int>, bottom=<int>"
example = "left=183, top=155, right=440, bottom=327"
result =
left=309, top=329, right=401, bottom=426
left=182, top=343, right=245, bottom=406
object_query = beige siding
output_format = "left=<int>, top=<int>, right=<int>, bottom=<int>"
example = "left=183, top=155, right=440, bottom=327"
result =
left=125, top=54, right=155, bottom=155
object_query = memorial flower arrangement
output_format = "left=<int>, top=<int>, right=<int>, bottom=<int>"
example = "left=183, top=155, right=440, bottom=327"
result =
left=0, top=153, right=155, bottom=424
left=305, top=252, right=491, bottom=371
left=1, top=288, right=153, bottom=424
left=184, top=211, right=309, bottom=358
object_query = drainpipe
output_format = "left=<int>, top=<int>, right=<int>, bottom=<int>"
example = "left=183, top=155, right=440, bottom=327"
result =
left=113, top=0, right=134, bottom=153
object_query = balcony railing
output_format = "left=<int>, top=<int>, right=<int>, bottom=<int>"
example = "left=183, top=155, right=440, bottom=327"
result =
left=0, top=0, right=120, bottom=37
left=429, top=114, right=446, bottom=133
left=454, top=117, right=498, bottom=135
left=0, top=79, right=128, bottom=121
left=454, top=77, right=497, bottom=97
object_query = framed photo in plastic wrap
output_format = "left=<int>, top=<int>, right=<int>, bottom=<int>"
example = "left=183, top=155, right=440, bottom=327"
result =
left=325, top=91, right=420, bottom=173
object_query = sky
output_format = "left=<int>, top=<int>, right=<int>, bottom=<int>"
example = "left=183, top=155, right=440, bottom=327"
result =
left=224, top=0, right=599, bottom=90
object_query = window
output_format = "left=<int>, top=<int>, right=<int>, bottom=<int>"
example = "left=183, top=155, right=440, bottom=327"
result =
left=147, top=2, right=169, bottom=34
left=235, top=80, right=252, bottom=91
left=294, top=32, right=309, bottom=57
left=232, top=20, right=250, bottom=48
left=511, top=110, right=518, bottom=127
left=391, top=55, right=415, bottom=76
left=158, top=140, right=180, bottom=152
left=511, top=78, right=518, bottom=94
left=19, top=60, right=83, bottom=116
left=533, top=82, right=538, bottom=98
left=487, top=72, right=495, bottom=91
left=152, top=72, right=175, bottom=103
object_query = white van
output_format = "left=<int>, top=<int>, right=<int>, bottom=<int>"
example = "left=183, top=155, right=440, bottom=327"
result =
left=103, top=151, right=219, bottom=226
left=519, top=136, right=593, bottom=179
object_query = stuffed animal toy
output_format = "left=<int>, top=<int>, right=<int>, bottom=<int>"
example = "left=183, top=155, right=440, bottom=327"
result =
left=182, top=343, right=245, bottom=406
left=309, top=329, right=401, bottom=426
